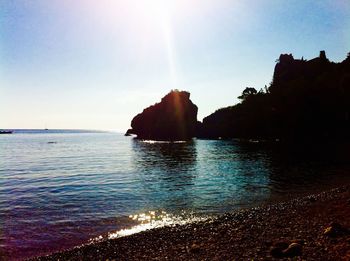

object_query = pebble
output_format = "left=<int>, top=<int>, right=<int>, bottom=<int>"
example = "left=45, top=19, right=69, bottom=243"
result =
left=190, top=243, right=201, bottom=253
left=283, top=242, right=302, bottom=257
left=324, top=222, right=349, bottom=237
left=270, top=241, right=303, bottom=258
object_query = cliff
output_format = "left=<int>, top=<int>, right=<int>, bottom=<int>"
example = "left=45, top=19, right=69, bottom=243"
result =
left=198, top=51, right=350, bottom=141
left=126, top=90, right=199, bottom=140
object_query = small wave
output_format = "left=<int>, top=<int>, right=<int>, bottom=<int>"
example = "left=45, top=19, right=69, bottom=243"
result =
left=141, top=140, right=188, bottom=144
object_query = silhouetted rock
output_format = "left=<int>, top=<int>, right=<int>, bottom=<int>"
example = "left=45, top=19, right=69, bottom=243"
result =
left=125, top=129, right=133, bottom=136
left=199, top=51, right=350, bottom=141
left=319, top=50, right=327, bottom=60
left=126, top=90, right=198, bottom=140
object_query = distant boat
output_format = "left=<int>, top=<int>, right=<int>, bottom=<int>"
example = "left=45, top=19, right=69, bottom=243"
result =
left=0, top=130, right=13, bottom=134
left=45, top=128, right=49, bottom=131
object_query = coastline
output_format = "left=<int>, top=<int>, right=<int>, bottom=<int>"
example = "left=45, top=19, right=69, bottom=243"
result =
left=31, top=185, right=350, bottom=260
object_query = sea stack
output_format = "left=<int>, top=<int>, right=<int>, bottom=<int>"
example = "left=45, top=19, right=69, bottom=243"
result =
left=126, top=90, right=199, bottom=140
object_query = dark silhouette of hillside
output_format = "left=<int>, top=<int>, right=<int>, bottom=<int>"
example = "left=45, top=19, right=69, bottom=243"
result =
left=126, top=90, right=199, bottom=140
left=127, top=51, right=350, bottom=142
left=198, top=51, right=350, bottom=141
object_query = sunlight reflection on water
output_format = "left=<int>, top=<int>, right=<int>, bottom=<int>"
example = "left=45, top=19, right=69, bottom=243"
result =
left=108, top=210, right=207, bottom=239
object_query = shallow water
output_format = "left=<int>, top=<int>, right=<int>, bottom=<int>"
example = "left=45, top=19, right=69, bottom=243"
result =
left=1, top=130, right=350, bottom=259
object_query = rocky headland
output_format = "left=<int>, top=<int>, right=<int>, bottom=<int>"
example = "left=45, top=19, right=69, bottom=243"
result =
left=197, top=51, right=350, bottom=140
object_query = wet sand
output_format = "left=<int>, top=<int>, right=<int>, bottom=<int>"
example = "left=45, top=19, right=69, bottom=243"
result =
left=32, top=186, right=350, bottom=260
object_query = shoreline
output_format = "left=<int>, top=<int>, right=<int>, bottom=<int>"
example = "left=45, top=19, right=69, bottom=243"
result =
left=31, top=185, right=350, bottom=260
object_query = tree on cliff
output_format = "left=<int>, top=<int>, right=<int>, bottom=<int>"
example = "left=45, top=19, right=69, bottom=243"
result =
left=238, top=87, right=258, bottom=100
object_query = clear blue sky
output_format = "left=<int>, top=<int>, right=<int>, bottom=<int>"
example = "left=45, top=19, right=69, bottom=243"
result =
left=1, top=0, right=349, bottom=131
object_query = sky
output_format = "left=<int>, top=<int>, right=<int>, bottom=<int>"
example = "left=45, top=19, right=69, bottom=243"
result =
left=1, top=0, right=349, bottom=131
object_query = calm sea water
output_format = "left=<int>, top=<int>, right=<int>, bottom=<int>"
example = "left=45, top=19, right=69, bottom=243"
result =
left=1, top=130, right=350, bottom=259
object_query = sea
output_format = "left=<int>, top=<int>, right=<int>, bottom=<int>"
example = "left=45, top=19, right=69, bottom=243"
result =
left=1, top=129, right=350, bottom=259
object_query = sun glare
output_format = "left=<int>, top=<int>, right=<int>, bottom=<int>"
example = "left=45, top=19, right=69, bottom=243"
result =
left=137, top=0, right=179, bottom=88
left=142, top=0, right=175, bottom=15
left=86, top=0, right=189, bottom=87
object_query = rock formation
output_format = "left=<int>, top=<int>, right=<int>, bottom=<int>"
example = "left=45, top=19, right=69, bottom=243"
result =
left=126, top=51, right=350, bottom=142
left=126, top=90, right=199, bottom=140
left=198, top=50, right=350, bottom=141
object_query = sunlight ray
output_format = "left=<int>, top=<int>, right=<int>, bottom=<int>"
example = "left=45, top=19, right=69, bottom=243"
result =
left=152, top=0, right=179, bottom=88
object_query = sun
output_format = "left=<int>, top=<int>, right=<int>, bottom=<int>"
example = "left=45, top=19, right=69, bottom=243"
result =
left=141, top=0, right=176, bottom=16
left=119, top=0, right=181, bottom=88
left=84, top=0, right=197, bottom=87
